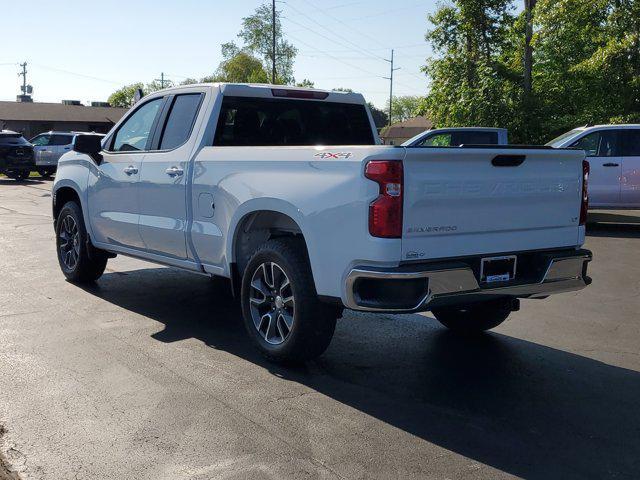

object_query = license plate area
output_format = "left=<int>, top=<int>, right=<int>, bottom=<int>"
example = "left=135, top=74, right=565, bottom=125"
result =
left=480, top=255, right=517, bottom=284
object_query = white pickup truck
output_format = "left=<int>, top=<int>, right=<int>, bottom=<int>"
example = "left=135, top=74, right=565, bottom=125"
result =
left=52, top=83, right=592, bottom=362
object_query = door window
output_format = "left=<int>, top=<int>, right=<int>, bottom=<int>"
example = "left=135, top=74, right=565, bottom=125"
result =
left=571, top=131, right=619, bottom=157
left=158, top=94, right=203, bottom=150
left=30, top=134, right=51, bottom=146
left=621, top=130, right=640, bottom=156
left=111, top=98, right=163, bottom=152
left=417, top=132, right=452, bottom=146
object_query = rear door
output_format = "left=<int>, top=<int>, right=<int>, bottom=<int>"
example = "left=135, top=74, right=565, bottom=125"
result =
left=48, top=134, right=74, bottom=163
left=620, top=129, right=640, bottom=207
left=570, top=130, right=622, bottom=207
left=401, top=147, right=584, bottom=261
left=138, top=92, right=204, bottom=259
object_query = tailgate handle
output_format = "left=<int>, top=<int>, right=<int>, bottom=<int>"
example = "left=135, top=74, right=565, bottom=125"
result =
left=492, top=155, right=525, bottom=167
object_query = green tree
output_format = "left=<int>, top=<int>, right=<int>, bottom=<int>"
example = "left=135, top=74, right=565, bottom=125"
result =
left=367, top=102, right=389, bottom=129
left=212, top=50, right=269, bottom=83
left=296, top=79, right=315, bottom=88
left=225, top=3, right=297, bottom=84
left=418, top=0, right=517, bottom=136
left=387, top=95, right=422, bottom=123
left=107, top=81, right=171, bottom=108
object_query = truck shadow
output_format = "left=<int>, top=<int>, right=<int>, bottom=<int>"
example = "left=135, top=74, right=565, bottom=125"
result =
left=587, top=222, right=640, bottom=239
left=83, top=268, right=640, bottom=479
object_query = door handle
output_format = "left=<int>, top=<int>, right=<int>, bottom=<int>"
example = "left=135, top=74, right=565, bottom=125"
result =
left=165, top=166, right=184, bottom=177
left=603, top=163, right=620, bottom=167
left=123, top=165, right=138, bottom=175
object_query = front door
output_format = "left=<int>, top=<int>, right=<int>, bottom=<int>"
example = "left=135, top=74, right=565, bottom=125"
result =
left=87, top=97, right=164, bottom=250
left=571, top=130, right=622, bottom=207
left=621, top=129, right=640, bottom=207
left=138, top=93, right=204, bottom=259
left=30, top=133, right=52, bottom=167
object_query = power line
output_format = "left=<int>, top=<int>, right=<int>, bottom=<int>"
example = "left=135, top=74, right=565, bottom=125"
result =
left=282, top=4, right=387, bottom=62
left=345, top=2, right=431, bottom=21
left=297, top=0, right=388, bottom=49
left=32, top=64, right=121, bottom=85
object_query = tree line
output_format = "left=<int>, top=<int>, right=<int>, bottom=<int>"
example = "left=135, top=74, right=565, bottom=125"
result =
left=108, top=1, right=639, bottom=144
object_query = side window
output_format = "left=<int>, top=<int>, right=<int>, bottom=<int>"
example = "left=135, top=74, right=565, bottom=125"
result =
left=111, top=98, right=163, bottom=152
left=50, top=134, right=73, bottom=146
left=31, top=134, right=50, bottom=146
left=571, top=131, right=619, bottom=157
left=621, top=130, right=640, bottom=156
left=158, top=94, right=203, bottom=150
left=419, top=133, right=452, bottom=147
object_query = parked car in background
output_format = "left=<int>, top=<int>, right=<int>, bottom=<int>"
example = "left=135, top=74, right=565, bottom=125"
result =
left=30, top=131, right=105, bottom=178
left=52, top=84, right=591, bottom=363
left=402, top=127, right=508, bottom=147
left=547, top=125, right=640, bottom=209
left=0, top=130, right=35, bottom=181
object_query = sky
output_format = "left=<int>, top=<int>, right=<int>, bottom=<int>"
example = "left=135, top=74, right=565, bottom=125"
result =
left=0, top=0, right=439, bottom=109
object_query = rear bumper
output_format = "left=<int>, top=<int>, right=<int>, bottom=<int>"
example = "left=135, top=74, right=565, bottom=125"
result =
left=344, top=249, right=592, bottom=312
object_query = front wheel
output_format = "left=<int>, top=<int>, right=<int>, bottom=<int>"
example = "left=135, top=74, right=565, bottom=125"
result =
left=241, top=238, right=338, bottom=363
left=56, top=201, right=108, bottom=283
left=432, top=298, right=514, bottom=334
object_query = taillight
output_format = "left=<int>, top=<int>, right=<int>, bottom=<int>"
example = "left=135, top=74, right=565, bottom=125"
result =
left=580, top=159, right=589, bottom=225
left=365, top=160, right=403, bottom=238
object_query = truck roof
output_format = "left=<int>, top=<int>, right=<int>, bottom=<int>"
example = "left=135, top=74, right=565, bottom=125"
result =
left=149, top=83, right=368, bottom=105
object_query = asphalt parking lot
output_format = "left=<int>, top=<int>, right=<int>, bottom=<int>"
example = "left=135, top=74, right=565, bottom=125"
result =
left=1, top=178, right=639, bottom=480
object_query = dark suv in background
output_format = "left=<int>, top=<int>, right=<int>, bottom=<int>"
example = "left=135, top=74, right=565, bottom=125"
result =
left=0, top=131, right=35, bottom=181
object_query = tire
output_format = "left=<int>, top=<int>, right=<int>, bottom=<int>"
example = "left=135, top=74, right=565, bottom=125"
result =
left=55, top=201, right=108, bottom=283
left=241, top=237, right=337, bottom=363
left=432, top=298, right=513, bottom=334
left=7, top=170, right=29, bottom=181
left=38, top=168, right=54, bottom=178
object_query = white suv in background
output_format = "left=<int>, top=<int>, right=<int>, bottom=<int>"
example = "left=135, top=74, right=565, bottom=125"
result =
left=547, top=125, right=640, bottom=209
left=30, top=131, right=104, bottom=178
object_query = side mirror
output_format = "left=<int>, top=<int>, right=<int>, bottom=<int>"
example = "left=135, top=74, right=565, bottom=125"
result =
left=73, top=134, right=103, bottom=164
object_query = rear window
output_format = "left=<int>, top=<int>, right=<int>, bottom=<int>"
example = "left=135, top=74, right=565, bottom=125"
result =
left=159, top=93, right=203, bottom=150
left=0, top=134, right=29, bottom=146
left=451, top=131, right=498, bottom=145
left=213, top=96, right=375, bottom=146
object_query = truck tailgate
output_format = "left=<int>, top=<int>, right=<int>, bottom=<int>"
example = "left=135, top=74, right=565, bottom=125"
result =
left=401, top=147, right=584, bottom=260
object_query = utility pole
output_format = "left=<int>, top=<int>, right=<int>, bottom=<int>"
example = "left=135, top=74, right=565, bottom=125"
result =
left=17, top=62, right=33, bottom=101
left=383, top=50, right=400, bottom=127
left=155, top=72, right=168, bottom=88
left=18, top=62, right=28, bottom=94
left=272, top=0, right=277, bottom=84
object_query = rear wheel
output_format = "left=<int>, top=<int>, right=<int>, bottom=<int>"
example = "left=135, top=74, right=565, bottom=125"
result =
left=241, top=238, right=338, bottom=363
left=432, top=298, right=513, bottom=334
left=38, top=168, right=55, bottom=178
left=56, top=201, right=108, bottom=283
left=7, top=170, right=30, bottom=181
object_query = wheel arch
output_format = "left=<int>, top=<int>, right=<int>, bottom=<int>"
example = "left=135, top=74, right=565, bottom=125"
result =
left=227, top=201, right=313, bottom=281
left=52, top=183, right=83, bottom=227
